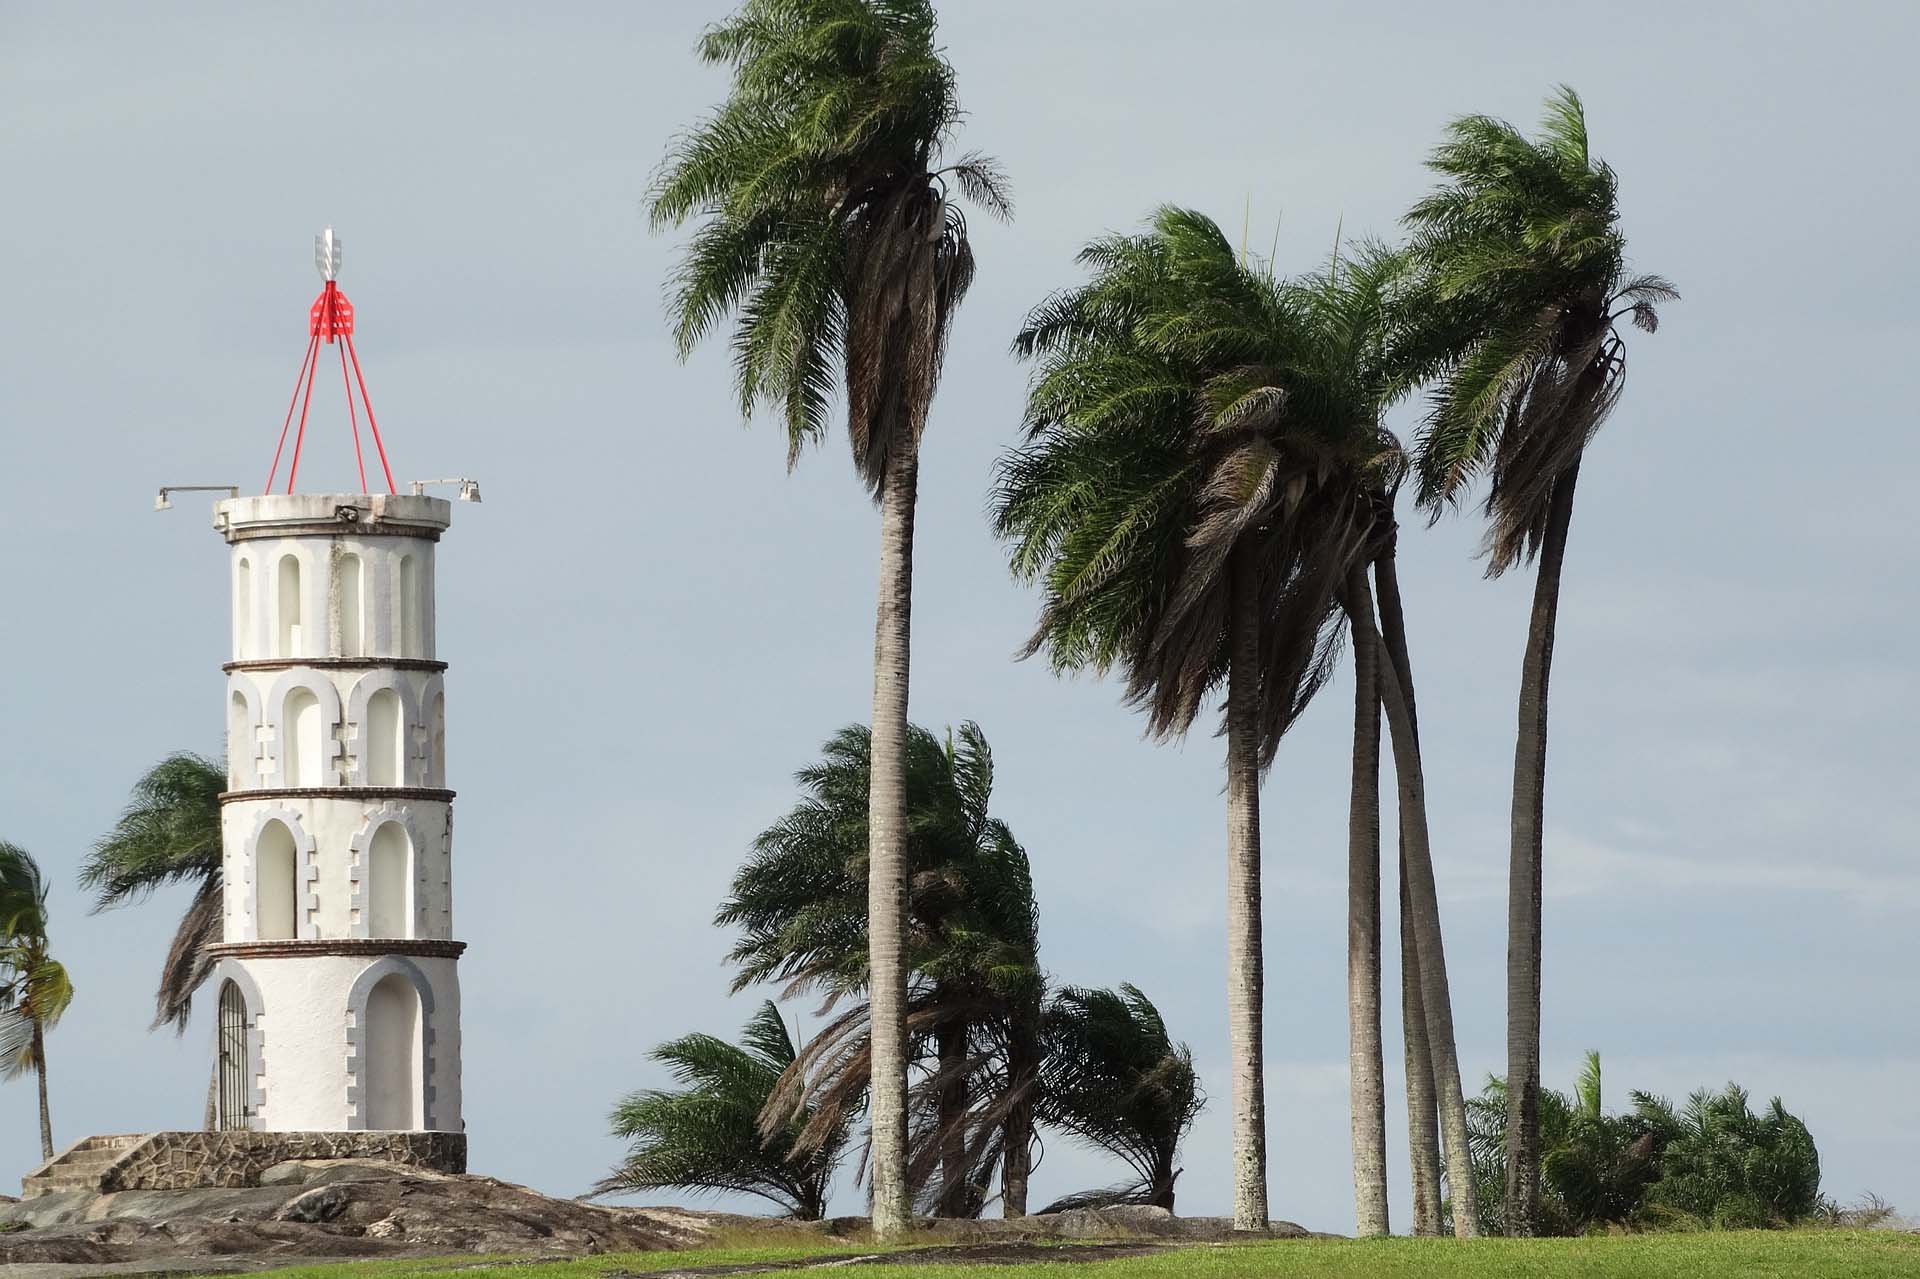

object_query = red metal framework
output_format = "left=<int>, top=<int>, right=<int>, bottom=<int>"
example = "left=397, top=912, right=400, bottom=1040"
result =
left=264, top=232, right=397, bottom=495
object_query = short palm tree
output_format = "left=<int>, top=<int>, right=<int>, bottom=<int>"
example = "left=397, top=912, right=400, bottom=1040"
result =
left=0, top=841, right=76, bottom=1162
left=597, top=1000, right=849, bottom=1219
left=995, top=206, right=1402, bottom=1230
left=719, top=721, right=1043, bottom=1217
left=1037, top=984, right=1203, bottom=1213
left=1397, top=87, right=1675, bottom=1233
left=78, top=753, right=226, bottom=1034
left=649, top=2, right=1008, bottom=1236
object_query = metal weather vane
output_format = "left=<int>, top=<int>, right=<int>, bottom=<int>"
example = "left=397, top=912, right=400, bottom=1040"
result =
left=263, top=227, right=397, bottom=495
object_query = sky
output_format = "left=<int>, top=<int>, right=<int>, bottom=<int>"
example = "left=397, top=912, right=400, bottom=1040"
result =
left=2, top=0, right=1916, bottom=1235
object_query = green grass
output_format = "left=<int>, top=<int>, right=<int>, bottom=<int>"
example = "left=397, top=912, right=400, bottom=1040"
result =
left=249, top=1231, right=1920, bottom=1279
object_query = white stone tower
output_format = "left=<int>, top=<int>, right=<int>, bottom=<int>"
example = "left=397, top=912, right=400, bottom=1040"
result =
left=204, top=491, right=464, bottom=1142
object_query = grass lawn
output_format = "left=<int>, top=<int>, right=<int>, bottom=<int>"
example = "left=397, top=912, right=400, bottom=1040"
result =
left=249, top=1230, right=1920, bottom=1279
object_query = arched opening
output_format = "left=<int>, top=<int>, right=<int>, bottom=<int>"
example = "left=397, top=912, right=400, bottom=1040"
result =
left=235, top=557, right=252, bottom=659
left=256, top=820, right=299, bottom=940
left=398, top=555, right=420, bottom=658
left=366, top=688, right=403, bottom=786
left=368, top=824, right=411, bottom=939
left=276, top=555, right=303, bottom=657
left=216, top=979, right=253, bottom=1130
left=337, top=552, right=364, bottom=657
left=228, top=692, right=252, bottom=788
left=364, top=973, right=422, bottom=1129
left=282, top=688, right=325, bottom=787
left=429, top=692, right=446, bottom=786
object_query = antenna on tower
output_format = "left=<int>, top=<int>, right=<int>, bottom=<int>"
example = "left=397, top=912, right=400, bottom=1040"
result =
left=263, top=227, right=396, bottom=497
left=314, top=226, right=342, bottom=282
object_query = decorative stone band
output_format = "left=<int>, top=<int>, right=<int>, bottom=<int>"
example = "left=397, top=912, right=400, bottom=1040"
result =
left=205, top=939, right=466, bottom=960
left=221, top=522, right=445, bottom=544
left=224, top=657, right=450, bottom=674
left=219, top=787, right=456, bottom=805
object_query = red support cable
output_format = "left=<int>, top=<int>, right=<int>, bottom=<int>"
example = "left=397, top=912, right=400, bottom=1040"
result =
left=338, top=340, right=368, bottom=493
left=343, top=334, right=396, bottom=494
left=286, top=333, right=322, bottom=494
left=266, top=334, right=320, bottom=494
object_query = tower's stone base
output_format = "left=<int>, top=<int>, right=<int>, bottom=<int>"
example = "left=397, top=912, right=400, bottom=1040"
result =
left=98, top=1130, right=465, bottom=1192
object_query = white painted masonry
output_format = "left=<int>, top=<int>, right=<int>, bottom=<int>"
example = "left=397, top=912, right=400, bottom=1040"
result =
left=208, top=493, right=464, bottom=1134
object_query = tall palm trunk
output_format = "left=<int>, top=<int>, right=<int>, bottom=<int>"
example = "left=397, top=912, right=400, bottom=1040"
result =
left=1344, top=567, right=1389, bottom=1237
left=867, top=440, right=920, bottom=1239
left=1001, top=1012, right=1038, bottom=1216
left=1399, top=852, right=1444, bottom=1234
left=1224, top=551, right=1268, bottom=1232
left=1503, top=461, right=1580, bottom=1235
left=33, top=1022, right=52, bottom=1162
left=1376, top=550, right=1443, bottom=1234
left=1350, top=571, right=1479, bottom=1237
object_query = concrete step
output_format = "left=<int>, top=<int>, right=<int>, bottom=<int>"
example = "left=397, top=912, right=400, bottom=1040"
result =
left=19, top=1133, right=154, bottom=1197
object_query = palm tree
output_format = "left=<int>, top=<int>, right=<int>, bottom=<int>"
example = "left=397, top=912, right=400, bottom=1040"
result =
left=79, top=753, right=226, bottom=1033
left=1292, top=243, right=1482, bottom=1237
left=78, top=752, right=226, bottom=1127
left=0, top=842, right=76, bottom=1162
left=995, top=207, right=1391, bottom=1230
left=649, top=2, right=1008, bottom=1237
left=1397, top=87, right=1675, bottom=1233
left=719, top=721, right=1043, bottom=1217
left=1037, top=984, right=1204, bottom=1213
left=597, top=1000, right=850, bottom=1219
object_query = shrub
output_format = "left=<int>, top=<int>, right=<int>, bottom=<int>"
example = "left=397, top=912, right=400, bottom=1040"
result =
left=1634, top=1085, right=1822, bottom=1228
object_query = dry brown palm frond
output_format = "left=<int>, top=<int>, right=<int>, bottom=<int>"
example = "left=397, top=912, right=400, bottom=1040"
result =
left=153, top=877, right=223, bottom=1032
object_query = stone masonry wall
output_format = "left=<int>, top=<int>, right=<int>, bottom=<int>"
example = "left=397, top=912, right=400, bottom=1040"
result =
left=100, top=1130, right=466, bottom=1191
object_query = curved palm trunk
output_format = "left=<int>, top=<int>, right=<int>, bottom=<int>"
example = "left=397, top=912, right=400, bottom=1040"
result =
left=1351, top=570, right=1480, bottom=1237
left=33, top=1022, right=52, bottom=1162
left=1344, top=567, right=1389, bottom=1237
left=1399, top=852, right=1444, bottom=1234
left=1503, top=462, right=1580, bottom=1235
left=1376, top=551, right=1443, bottom=1235
left=1001, top=1012, right=1038, bottom=1217
left=867, top=441, right=920, bottom=1240
left=1225, top=552, right=1268, bottom=1232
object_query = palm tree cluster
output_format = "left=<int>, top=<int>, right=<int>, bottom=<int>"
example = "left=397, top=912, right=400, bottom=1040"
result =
left=1463, top=1053, right=1824, bottom=1234
left=651, top=0, right=1673, bottom=1237
left=602, top=721, right=1204, bottom=1220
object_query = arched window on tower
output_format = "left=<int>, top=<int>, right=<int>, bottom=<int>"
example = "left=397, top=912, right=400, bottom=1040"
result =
left=283, top=688, right=325, bottom=787
left=277, top=554, right=303, bottom=657
left=235, top=557, right=252, bottom=659
left=256, top=820, right=299, bottom=940
left=228, top=691, right=252, bottom=789
left=364, top=973, right=422, bottom=1129
left=337, top=552, right=364, bottom=657
left=365, top=689, right=403, bottom=786
left=368, top=824, right=412, bottom=939
left=398, top=554, right=420, bottom=659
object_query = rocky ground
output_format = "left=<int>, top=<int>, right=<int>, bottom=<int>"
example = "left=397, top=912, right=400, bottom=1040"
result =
left=0, top=1161, right=1320, bottom=1278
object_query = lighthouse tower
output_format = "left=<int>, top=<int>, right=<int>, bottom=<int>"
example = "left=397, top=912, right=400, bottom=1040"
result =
left=193, top=228, right=467, bottom=1162
left=205, top=492, right=464, bottom=1144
